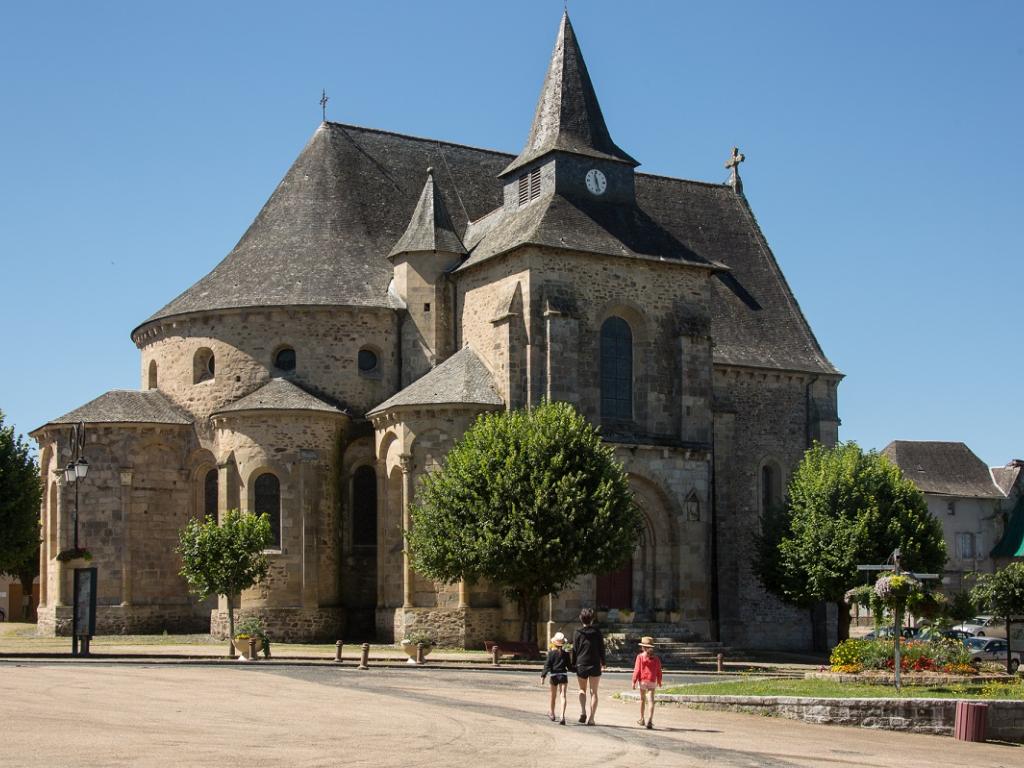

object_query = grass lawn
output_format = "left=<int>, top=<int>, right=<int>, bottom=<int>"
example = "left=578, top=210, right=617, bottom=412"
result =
left=661, top=677, right=1024, bottom=700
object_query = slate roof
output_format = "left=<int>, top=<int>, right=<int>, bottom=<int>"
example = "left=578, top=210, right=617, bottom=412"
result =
left=881, top=441, right=1005, bottom=499
left=992, top=462, right=1023, bottom=496
left=212, top=378, right=345, bottom=416
left=367, top=345, right=504, bottom=416
left=501, top=12, right=637, bottom=177
left=388, top=168, right=467, bottom=258
left=34, top=390, right=192, bottom=432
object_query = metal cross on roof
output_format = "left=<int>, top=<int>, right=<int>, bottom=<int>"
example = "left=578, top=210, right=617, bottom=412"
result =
left=320, top=89, right=329, bottom=122
left=725, top=146, right=745, bottom=192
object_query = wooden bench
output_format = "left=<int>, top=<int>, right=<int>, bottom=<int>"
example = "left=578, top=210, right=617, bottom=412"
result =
left=484, top=640, right=541, bottom=660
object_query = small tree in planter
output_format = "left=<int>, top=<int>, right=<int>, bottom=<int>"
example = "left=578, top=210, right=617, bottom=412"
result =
left=970, top=562, right=1024, bottom=675
left=178, top=510, right=271, bottom=656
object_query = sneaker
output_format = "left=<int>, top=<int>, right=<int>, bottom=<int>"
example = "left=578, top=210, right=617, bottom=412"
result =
left=559, top=718, right=566, bottom=725
left=548, top=713, right=556, bottom=721
left=637, top=719, right=646, bottom=727
left=578, top=713, right=587, bottom=723
left=646, top=720, right=653, bottom=730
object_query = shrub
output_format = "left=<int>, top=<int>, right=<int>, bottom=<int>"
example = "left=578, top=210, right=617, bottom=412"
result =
left=830, top=636, right=971, bottom=673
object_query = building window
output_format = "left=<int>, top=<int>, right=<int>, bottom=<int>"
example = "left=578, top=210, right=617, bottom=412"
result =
left=193, top=348, right=215, bottom=384
left=203, top=469, right=218, bottom=521
left=352, top=465, right=377, bottom=547
left=517, top=168, right=541, bottom=206
left=947, top=501, right=956, bottom=516
left=274, top=347, right=296, bottom=372
left=761, top=461, right=783, bottom=514
left=147, top=360, right=158, bottom=390
left=254, top=473, right=281, bottom=549
left=358, top=348, right=379, bottom=375
left=958, top=532, right=976, bottom=560
left=685, top=491, right=701, bottom=522
left=600, top=316, right=633, bottom=420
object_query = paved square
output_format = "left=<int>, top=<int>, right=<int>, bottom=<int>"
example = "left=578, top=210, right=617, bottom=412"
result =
left=2, top=663, right=1018, bottom=767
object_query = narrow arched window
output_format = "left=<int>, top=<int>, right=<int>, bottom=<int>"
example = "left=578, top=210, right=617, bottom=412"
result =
left=193, top=348, right=215, bottom=384
left=761, top=461, right=783, bottom=514
left=600, top=316, right=633, bottom=420
left=204, top=469, right=218, bottom=521
left=148, top=360, right=158, bottom=390
left=254, top=473, right=281, bottom=548
left=274, top=347, right=296, bottom=372
left=352, top=465, right=377, bottom=546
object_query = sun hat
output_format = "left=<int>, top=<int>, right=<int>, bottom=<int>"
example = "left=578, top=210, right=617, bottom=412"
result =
left=639, top=636, right=655, bottom=648
left=552, top=632, right=567, bottom=646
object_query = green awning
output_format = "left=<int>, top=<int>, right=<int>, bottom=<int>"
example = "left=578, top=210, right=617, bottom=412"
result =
left=991, top=497, right=1024, bottom=558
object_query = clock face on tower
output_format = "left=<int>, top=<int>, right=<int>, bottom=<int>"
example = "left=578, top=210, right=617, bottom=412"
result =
left=585, top=168, right=607, bottom=195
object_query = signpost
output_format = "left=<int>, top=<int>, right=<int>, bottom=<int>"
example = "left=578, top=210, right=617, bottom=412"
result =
left=72, top=567, right=97, bottom=657
left=857, top=548, right=939, bottom=690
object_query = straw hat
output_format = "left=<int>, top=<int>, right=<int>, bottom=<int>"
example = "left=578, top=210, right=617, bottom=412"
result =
left=551, top=632, right=567, bottom=646
left=638, top=636, right=656, bottom=648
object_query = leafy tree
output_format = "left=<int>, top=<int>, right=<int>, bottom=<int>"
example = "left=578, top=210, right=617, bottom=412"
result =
left=970, top=562, right=1024, bottom=674
left=0, top=411, right=42, bottom=608
left=947, top=589, right=978, bottom=626
left=177, top=510, right=271, bottom=654
left=407, top=401, right=641, bottom=642
left=755, top=441, right=947, bottom=643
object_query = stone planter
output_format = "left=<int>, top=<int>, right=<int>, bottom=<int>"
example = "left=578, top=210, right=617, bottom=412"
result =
left=669, top=611, right=682, bottom=624
left=401, top=641, right=433, bottom=664
left=619, top=611, right=635, bottom=624
left=233, top=636, right=264, bottom=659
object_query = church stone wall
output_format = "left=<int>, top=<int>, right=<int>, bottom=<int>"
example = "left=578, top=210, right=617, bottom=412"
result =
left=211, top=409, right=346, bottom=641
left=35, top=424, right=209, bottom=636
left=135, top=307, right=399, bottom=428
left=713, top=366, right=841, bottom=650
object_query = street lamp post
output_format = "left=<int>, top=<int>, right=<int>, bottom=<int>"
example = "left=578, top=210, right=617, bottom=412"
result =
left=63, top=455, right=89, bottom=550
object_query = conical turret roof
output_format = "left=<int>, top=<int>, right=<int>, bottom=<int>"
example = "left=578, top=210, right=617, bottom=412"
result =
left=388, top=168, right=467, bottom=258
left=502, top=12, right=637, bottom=176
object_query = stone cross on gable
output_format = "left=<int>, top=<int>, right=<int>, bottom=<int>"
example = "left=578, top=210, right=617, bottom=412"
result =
left=725, top=146, right=745, bottom=193
left=320, top=89, right=329, bottom=122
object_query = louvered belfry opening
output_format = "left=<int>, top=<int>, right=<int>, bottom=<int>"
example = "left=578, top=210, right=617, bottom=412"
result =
left=517, top=168, right=541, bottom=206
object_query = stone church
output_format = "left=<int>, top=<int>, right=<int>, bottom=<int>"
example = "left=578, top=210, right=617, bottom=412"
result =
left=32, top=13, right=840, bottom=649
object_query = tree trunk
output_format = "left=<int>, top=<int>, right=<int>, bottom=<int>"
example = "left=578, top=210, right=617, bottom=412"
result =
left=836, top=600, right=852, bottom=643
left=1007, top=617, right=1014, bottom=676
left=517, top=592, right=539, bottom=644
left=18, top=571, right=34, bottom=621
left=226, top=594, right=236, bottom=658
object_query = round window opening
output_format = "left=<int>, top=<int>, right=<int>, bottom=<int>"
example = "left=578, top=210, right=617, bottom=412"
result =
left=358, top=349, right=379, bottom=373
left=275, top=347, right=296, bottom=372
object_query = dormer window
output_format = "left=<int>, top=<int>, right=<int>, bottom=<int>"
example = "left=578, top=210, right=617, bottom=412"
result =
left=517, top=168, right=541, bottom=206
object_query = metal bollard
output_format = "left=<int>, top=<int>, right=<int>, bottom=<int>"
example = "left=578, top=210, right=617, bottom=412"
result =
left=492, top=644, right=501, bottom=667
left=416, top=642, right=425, bottom=664
left=335, top=640, right=343, bottom=662
left=358, top=642, right=370, bottom=670
left=716, top=652, right=724, bottom=673
left=249, top=637, right=258, bottom=662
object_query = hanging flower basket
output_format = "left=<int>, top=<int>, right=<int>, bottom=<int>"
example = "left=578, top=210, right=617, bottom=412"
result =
left=873, top=574, right=922, bottom=609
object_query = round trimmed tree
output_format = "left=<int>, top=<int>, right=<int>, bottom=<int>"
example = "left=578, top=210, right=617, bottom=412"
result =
left=407, top=401, right=641, bottom=642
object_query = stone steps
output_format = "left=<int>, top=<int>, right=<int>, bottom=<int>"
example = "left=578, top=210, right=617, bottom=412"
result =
left=598, top=623, right=731, bottom=668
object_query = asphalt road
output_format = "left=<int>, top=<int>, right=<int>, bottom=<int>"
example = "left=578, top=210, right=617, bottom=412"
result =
left=2, top=662, right=1018, bottom=767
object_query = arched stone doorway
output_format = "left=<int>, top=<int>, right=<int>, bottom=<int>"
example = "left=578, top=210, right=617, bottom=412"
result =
left=342, top=463, right=379, bottom=641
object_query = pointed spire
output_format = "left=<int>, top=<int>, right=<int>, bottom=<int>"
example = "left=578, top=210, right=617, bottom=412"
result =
left=388, top=168, right=467, bottom=259
left=502, top=12, right=637, bottom=176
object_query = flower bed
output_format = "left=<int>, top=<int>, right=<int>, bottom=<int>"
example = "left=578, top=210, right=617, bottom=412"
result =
left=829, top=637, right=973, bottom=676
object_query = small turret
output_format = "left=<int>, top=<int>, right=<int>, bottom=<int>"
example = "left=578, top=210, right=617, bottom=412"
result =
left=389, top=168, right=467, bottom=385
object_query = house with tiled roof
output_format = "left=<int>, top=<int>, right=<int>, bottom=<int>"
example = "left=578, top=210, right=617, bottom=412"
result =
left=31, top=13, right=841, bottom=649
left=882, top=442, right=1024, bottom=591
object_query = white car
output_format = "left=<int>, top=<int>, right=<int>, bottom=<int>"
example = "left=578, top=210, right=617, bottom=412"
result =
left=954, top=615, right=1006, bottom=638
left=965, top=636, right=1021, bottom=672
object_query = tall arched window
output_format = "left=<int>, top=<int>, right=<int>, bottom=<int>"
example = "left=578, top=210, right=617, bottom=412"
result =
left=761, top=461, right=783, bottom=514
left=254, top=473, right=281, bottom=548
left=352, top=465, right=377, bottom=547
left=193, top=348, right=215, bottom=384
left=600, top=316, right=633, bottom=420
left=148, top=360, right=158, bottom=390
left=204, top=469, right=218, bottom=521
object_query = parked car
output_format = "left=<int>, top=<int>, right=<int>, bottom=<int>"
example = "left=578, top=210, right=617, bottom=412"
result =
left=940, top=628, right=972, bottom=644
left=965, top=636, right=1021, bottom=672
left=955, top=615, right=1007, bottom=638
left=864, top=627, right=917, bottom=640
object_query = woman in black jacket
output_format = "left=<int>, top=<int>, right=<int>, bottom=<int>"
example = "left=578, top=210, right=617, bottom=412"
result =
left=570, top=607, right=605, bottom=725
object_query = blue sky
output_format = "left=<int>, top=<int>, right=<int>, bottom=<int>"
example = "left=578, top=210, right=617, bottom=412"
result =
left=1, top=1, right=1021, bottom=465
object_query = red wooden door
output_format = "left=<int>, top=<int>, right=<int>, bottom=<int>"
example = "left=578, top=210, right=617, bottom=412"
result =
left=596, top=560, right=632, bottom=609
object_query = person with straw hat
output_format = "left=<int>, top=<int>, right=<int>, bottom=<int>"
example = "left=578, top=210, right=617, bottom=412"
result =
left=631, top=636, right=663, bottom=729
left=541, top=631, right=571, bottom=724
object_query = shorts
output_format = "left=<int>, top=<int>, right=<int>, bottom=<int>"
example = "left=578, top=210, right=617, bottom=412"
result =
left=638, top=681, right=657, bottom=691
left=549, top=673, right=568, bottom=686
left=576, top=669, right=602, bottom=679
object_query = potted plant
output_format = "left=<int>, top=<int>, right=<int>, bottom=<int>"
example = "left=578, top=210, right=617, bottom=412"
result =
left=400, top=631, right=434, bottom=663
left=233, top=617, right=271, bottom=659
left=595, top=606, right=609, bottom=623
left=618, top=609, right=635, bottom=624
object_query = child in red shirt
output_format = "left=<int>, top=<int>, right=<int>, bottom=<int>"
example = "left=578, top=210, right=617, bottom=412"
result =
left=631, top=636, right=663, bottom=729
